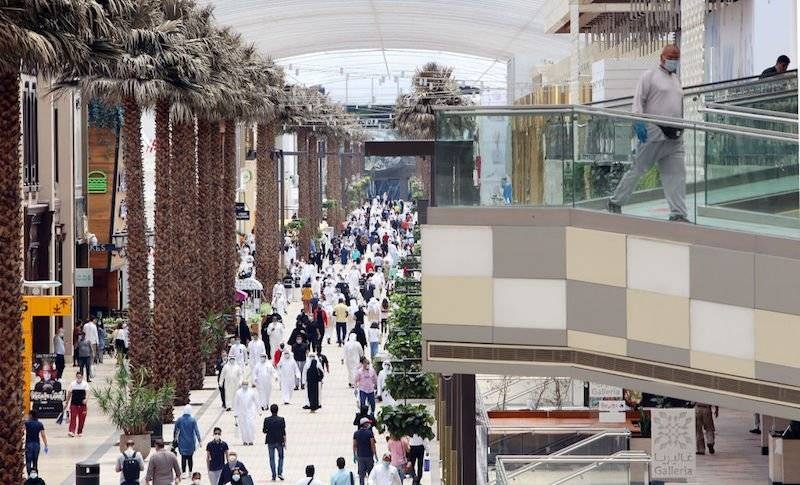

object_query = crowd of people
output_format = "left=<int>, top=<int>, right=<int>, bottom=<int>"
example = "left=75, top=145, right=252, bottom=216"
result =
left=85, top=195, right=427, bottom=485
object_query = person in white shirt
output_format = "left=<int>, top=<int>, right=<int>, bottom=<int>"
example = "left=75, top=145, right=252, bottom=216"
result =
left=247, top=334, right=266, bottom=367
left=229, top=338, right=248, bottom=367
left=82, top=319, right=99, bottom=363
left=369, top=453, right=401, bottom=485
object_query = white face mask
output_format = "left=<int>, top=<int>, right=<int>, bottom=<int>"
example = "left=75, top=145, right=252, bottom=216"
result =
left=664, top=59, right=679, bottom=73
left=232, top=475, right=241, bottom=482
left=30, top=473, right=38, bottom=479
left=383, top=461, right=391, bottom=468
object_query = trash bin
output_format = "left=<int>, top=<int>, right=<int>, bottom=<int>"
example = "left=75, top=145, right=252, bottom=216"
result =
left=75, top=461, right=100, bottom=485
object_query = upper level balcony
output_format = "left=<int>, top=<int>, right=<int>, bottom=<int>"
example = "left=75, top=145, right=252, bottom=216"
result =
left=421, top=73, right=800, bottom=419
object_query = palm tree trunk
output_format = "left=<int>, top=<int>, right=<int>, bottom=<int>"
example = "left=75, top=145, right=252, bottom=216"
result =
left=0, top=70, right=25, bottom=483
left=197, top=119, right=219, bottom=376
left=308, top=134, right=320, bottom=247
left=209, top=122, right=225, bottom=313
left=255, top=122, right=279, bottom=289
left=297, top=128, right=311, bottom=257
left=223, top=120, right=237, bottom=309
left=152, top=99, right=176, bottom=419
left=122, top=97, right=154, bottom=372
left=325, top=137, right=343, bottom=234
left=170, top=120, right=201, bottom=404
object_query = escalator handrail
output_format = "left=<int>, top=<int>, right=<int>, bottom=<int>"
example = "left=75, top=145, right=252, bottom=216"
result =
left=704, top=102, right=798, bottom=119
left=584, top=70, right=797, bottom=107
left=698, top=106, right=799, bottom=124
left=489, top=431, right=588, bottom=455
left=548, top=451, right=651, bottom=485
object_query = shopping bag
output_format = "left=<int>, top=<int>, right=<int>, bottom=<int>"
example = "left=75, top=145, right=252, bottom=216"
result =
left=423, top=456, right=431, bottom=472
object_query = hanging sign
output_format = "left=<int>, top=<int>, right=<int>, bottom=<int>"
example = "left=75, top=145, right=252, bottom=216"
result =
left=87, top=170, right=108, bottom=194
left=651, top=408, right=696, bottom=480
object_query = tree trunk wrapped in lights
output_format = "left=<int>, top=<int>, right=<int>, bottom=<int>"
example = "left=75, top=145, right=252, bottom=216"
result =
left=296, top=128, right=312, bottom=257
left=256, top=122, right=280, bottom=288
left=122, top=97, right=155, bottom=373
left=325, top=137, right=344, bottom=233
left=0, top=70, right=25, bottom=480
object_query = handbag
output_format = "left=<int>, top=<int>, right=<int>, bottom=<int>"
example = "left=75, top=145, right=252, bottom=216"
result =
left=423, top=455, right=431, bottom=472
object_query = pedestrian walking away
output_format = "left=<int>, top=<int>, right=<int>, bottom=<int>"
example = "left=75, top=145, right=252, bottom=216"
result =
left=330, top=456, right=357, bottom=485
left=174, top=405, right=203, bottom=479
left=24, top=410, right=48, bottom=475
left=117, top=438, right=145, bottom=485
left=263, top=403, right=287, bottom=481
left=145, top=439, right=181, bottom=485
left=695, top=403, right=719, bottom=455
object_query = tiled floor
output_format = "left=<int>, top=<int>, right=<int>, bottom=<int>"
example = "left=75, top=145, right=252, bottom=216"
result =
left=37, top=300, right=440, bottom=484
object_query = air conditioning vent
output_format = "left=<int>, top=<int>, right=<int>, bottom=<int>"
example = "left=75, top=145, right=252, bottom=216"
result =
left=427, top=342, right=800, bottom=408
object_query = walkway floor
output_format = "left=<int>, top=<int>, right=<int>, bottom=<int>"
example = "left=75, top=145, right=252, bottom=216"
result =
left=37, top=300, right=440, bottom=484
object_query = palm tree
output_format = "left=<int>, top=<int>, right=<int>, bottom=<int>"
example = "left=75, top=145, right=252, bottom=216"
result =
left=0, top=2, right=121, bottom=478
left=393, top=62, right=472, bottom=197
left=255, top=121, right=280, bottom=286
left=325, top=136, right=343, bottom=232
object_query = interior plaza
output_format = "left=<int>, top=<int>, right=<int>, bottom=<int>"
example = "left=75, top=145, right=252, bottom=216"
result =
left=3, top=1, right=799, bottom=484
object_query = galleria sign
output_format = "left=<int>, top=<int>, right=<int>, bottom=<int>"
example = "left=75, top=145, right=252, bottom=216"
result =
left=651, top=408, right=696, bottom=480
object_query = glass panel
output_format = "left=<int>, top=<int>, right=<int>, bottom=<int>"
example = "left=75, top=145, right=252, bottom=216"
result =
left=496, top=456, right=648, bottom=485
left=434, top=106, right=799, bottom=239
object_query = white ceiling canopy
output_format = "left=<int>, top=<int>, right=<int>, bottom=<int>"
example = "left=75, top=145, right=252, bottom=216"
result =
left=198, top=0, right=569, bottom=63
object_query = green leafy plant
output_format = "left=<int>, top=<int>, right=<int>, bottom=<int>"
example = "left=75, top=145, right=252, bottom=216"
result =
left=377, top=403, right=435, bottom=439
left=408, top=176, right=424, bottom=200
left=200, top=312, right=227, bottom=359
left=385, top=366, right=437, bottom=399
left=322, top=199, right=337, bottom=209
left=346, top=175, right=371, bottom=209
left=93, top=357, right=175, bottom=435
left=286, top=218, right=305, bottom=231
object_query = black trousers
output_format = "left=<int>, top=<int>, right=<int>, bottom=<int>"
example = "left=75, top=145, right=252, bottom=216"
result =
left=181, top=454, right=193, bottom=472
left=409, top=445, right=425, bottom=482
left=219, top=383, right=226, bottom=408
left=55, top=353, right=65, bottom=379
left=312, top=338, right=322, bottom=354
left=336, top=322, right=347, bottom=344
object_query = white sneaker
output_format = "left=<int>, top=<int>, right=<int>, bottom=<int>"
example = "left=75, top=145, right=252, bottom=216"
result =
left=181, top=472, right=188, bottom=479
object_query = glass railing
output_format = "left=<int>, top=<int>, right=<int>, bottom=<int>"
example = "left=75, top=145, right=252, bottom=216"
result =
left=434, top=105, right=799, bottom=239
left=495, top=452, right=651, bottom=485
left=488, top=428, right=628, bottom=468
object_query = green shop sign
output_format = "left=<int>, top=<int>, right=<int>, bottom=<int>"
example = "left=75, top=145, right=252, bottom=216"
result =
left=87, top=170, right=108, bottom=194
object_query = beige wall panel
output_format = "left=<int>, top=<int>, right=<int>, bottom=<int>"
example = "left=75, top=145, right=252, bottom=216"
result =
left=627, top=290, right=690, bottom=349
left=755, top=310, right=800, bottom=368
left=422, top=275, right=492, bottom=326
left=691, top=350, right=755, bottom=379
left=566, top=227, right=627, bottom=287
left=567, top=330, right=627, bottom=356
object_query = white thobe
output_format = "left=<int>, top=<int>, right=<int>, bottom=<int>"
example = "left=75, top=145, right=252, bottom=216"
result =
left=267, top=322, right=285, bottom=354
left=251, top=361, right=274, bottom=409
left=271, top=284, right=286, bottom=313
left=277, top=355, right=299, bottom=404
left=233, top=387, right=259, bottom=444
left=229, top=343, right=247, bottom=367
left=343, top=337, right=364, bottom=386
left=247, top=339, right=266, bottom=366
left=221, top=362, right=243, bottom=409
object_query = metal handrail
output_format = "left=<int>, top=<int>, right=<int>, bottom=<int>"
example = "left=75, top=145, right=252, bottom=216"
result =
left=434, top=104, right=799, bottom=142
left=479, top=377, right=527, bottom=401
left=549, top=451, right=651, bottom=485
left=698, top=107, right=799, bottom=124
left=499, top=429, right=631, bottom=480
left=705, top=102, right=799, bottom=119
left=495, top=451, right=649, bottom=485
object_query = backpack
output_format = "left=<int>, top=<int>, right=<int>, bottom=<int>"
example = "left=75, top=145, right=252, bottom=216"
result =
left=122, top=452, right=141, bottom=480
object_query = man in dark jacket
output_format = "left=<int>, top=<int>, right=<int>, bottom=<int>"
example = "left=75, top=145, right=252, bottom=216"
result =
left=263, top=404, right=286, bottom=481
left=217, top=451, right=249, bottom=485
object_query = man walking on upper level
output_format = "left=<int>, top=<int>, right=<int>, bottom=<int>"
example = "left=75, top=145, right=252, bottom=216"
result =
left=608, top=44, right=689, bottom=222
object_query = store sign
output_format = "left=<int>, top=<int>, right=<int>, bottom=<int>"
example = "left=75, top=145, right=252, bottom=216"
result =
left=235, top=202, right=250, bottom=220
left=74, top=268, right=94, bottom=287
left=87, top=170, right=108, bottom=194
left=589, top=383, right=623, bottom=399
left=651, top=408, right=696, bottom=480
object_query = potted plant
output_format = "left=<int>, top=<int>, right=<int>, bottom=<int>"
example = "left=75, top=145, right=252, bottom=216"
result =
left=377, top=403, right=435, bottom=440
left=200, top=312, right=227, bottom=376
left=93, top=357, right=175, bottom=459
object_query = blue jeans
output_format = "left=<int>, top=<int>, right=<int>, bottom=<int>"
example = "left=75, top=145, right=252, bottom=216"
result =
left=359, top=390, right=376, bottom=414
left=25, top=442, right=40, bottom=474
left=268, top=443, right=284, bottom=478
left=369, top=342, right=379, bottom=358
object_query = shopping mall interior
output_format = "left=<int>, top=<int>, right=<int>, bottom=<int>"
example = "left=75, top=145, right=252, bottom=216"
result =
left=2, top=0, right=799, bottom=484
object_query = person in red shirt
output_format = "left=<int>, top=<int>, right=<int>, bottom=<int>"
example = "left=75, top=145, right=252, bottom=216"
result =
left=273, top=343, right=285, bottom=367
left=365, top=258, right=375, bottom=274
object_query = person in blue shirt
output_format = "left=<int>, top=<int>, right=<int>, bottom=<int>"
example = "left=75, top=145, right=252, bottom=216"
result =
left=206, top=427, right=229, bottom=485
left=25, top=411, right=48, bottom=475
left=501, top=176, right=513, bottom=205
left=174, top=405, right=202, bottom=479
left=330, top=456, right=357, bottom=485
